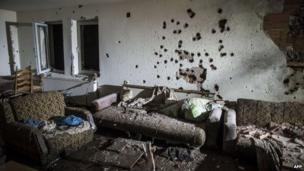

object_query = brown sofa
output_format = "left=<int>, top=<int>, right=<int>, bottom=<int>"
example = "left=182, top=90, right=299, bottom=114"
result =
left=0, top=91, right=96, bottom=165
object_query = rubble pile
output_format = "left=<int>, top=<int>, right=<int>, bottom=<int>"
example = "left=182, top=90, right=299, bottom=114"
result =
left=237, top=122, right=304, bottom=168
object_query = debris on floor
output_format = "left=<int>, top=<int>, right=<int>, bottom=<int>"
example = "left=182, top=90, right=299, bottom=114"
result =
left=237, top=122, right=304, bottom=170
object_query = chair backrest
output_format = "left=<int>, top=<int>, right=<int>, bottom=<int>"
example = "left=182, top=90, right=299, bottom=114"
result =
left=10, top=91, right=66, bottom=121
left=14, top=66, right=33, bottom=94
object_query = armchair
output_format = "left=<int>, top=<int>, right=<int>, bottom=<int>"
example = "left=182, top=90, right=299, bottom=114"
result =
left=0, top=91, right=96, bottom=165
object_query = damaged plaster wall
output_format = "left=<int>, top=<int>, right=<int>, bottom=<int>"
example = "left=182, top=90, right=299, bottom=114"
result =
left=0, top=9, right=18, bottom=75
left=16, top=0, right=304, bottom=101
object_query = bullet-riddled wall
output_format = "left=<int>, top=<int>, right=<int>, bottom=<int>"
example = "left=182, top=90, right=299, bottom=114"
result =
left=16, top=0, right=304, bottom=102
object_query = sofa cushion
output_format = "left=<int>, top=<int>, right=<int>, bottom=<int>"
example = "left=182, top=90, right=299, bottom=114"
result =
left=10, top=91, right=66, bottom=121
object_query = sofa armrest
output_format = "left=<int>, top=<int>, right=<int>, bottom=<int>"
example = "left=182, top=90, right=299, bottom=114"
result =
left=3, top=122, right=48, bottom=158
left=65, top=107, right=96, bottom=130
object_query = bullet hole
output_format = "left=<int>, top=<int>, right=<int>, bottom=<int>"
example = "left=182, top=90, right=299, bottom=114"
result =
left=78, top=4, right=83, bottom=8
left=186, top=68, right=190, bottom=72
left=209, top=58, right=213, bottom=63
left=160, top=45, right=164, bottom=49
left=162, top=36, right=166, bottom=40
left=212, top=29, right=216, bottom=34
left=193, top=33, right=202, bottom=41
left=226, top=27, right=230, bottom=31
left=118, top=41, right=121, bottom=43
left=184, top=51, right=189, bottom=55
left=178, top=40, right=183, bottom=44
left=143, top=80, right=146, bottom=84
left=219, top=40, right=222, bottom=43
left=180, top=64, right=183, bottom=67
left=230, top=53, right=234, bottom=57
left=154, top=52, right=158, bottom=56
left=199, top=59, right=203, bottom=63
left=189, top=59, right=194, bottom=63
left=170, top=58, right=174, bottom=62
left=184, top=23, right=189, bottom=28
left=178, top=87, right=184, bottom=90
left=164, top=49, right=168, bottom=52
left=167, top=76, right=171, bottom=80
left=164, top=60, right=168, bottom=64
left=191, top=53, right=194, bottom=57
left=157, top=61, right=160, bottom=64
left=283, top=78, right=290, bottom=84
left=187, top=8, right=196, bottom=18
left=218, top=19, right=227, bottom=33
left=106, top=53, right=110, bottom=58
left=135, top=65, right=138, bottom=68
left=214, top=84, right=219, bottom=91
left=217, top=8, right=223, bottom=14
left=217, top=95, right=223, bottom=100
left=173, top=30, right=177, bottom=34
left=197, top=52, right=201, bottom=57
left=154, top=65, right=157, bottom=69
left=178, top=30, right=182, bottom=34
left=220, top=52, right=227, bottom=57
left=126, top=12, right=131, bottom=18
left=176, top=77, right=180, bottom=80
left=218, top=45, right=224, bottom=51
left=171, top=19, right=175, bottom=23
left=159, top=54, right=163, bottom=57
left=72, top=10, right=75, bottom=14
left=157, top=75, right=160, bottom=78
left=205, top=52, right=209, bottom=56
left=230, top=77, right=232, bottom=80
left=200, top=73, right=206, bottom=79
left=163, top=21, right=167, bottom=29
left=210, top=64, right=217, bottom=70
left=199, top=64, right=204, bottom=68
left=251, top=90, right=254, bottom=93
left=176, top=21, right=180, bottom=25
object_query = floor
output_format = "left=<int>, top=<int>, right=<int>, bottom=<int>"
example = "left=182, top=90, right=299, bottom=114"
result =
left=46, top=129, right=258, bottom=171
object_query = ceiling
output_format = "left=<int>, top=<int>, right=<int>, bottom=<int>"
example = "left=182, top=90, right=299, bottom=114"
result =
left=0, top=0, right=126, bottom=11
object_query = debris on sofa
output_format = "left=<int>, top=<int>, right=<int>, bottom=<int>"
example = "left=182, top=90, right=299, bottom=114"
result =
left=119, top=86, right=176, bottom=109
left=94, top=106, right=206, bottom=147
left=237, top=123, right=304, bottom=169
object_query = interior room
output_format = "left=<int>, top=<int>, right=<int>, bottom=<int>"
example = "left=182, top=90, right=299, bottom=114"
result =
left=0, top=0, right=303, bottom=170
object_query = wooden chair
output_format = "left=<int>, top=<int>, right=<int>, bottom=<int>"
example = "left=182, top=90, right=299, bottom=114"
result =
left=14, top=66, right=33, bottom=94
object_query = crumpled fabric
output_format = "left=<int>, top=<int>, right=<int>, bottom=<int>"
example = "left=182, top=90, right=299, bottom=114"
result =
left=42, top=120, right=91, bottom=139
left=23, top=118, right=45, bottom=128
left=119, top=86, right=176, bottom=109
left=181, top=98, right=223, bottom=121
left=252, top=138, right=282, bottom=171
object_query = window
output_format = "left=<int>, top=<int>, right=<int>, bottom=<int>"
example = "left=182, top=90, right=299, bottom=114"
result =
left=48, top=21, right=64, bottom=72
left=78, top=19, right=100, bottom=73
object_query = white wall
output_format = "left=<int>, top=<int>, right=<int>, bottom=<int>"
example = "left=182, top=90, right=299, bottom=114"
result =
left=16, top=0, right=304, bottom=102
left=0, top=9, right=17, bottom=75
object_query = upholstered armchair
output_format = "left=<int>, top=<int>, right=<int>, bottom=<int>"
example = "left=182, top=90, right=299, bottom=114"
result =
left=0, top=91, right=96, bottom=165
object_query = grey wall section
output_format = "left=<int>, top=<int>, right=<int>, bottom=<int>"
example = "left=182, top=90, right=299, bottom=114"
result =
left=0, top=9, right=17, bottom=75
left=16, top=0, right=304, bottom=102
